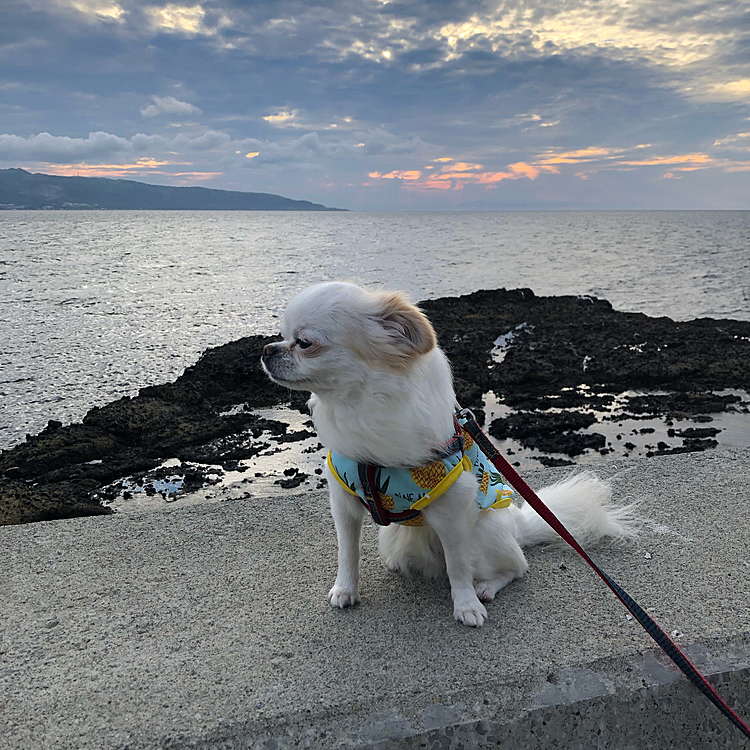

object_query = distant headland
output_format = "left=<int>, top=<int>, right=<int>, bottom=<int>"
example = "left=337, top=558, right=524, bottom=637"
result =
left=0, top=168, right=343, bottom=211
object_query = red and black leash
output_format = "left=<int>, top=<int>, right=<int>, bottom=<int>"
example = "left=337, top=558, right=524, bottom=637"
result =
left=460, top=410, right=750, bottom=740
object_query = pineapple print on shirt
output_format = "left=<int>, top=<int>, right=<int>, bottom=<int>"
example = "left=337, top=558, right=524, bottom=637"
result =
left=410, top=461, right=448, bottom=490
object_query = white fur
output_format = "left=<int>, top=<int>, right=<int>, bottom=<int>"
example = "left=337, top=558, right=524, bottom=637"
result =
left=262, top=282, right=638, bottom=627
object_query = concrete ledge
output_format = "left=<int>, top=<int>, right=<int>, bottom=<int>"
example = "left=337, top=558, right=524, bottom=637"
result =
left=2, top=449, right=749, bottom=749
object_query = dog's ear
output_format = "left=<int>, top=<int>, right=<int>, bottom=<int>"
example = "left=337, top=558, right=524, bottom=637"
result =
left=376, top=291, right=437, bottom=357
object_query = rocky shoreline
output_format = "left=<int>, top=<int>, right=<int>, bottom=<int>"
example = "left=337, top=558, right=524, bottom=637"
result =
left=2, top=288, right=749, bottom=525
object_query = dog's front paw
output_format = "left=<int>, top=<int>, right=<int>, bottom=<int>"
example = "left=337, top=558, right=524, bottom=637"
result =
left=453, top=594, right=488, bottom=627
left=327, top=584, right=360, bottom=608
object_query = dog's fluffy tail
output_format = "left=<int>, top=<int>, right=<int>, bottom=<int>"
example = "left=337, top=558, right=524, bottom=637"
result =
left=511, top=471, right=639, bottom=549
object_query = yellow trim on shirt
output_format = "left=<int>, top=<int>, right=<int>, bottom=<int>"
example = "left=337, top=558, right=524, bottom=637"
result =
left=490, top=488, right=513, bottom=509
left=409, top=454, right=473, bottom=510
left=326, top=451, right=360, bottom=496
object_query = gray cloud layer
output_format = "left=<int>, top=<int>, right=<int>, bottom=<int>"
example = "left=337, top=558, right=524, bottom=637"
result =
left=1, top=0, right=748, bottom=208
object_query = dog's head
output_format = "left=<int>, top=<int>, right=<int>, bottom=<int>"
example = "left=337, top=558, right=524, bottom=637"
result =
left=261, top=282, right=437, bottom=393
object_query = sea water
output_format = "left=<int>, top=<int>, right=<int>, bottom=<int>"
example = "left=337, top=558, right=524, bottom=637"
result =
left=1, top=209, right=749, bottom=449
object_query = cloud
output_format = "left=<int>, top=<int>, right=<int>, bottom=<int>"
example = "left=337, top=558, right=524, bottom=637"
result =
left=360, top=140, right=748, bottom=198
left=0, top=131, right=131, bottom=160
left=145, top=4, right=205, bottom=34
left=366, top=159, right=550, bottom=190
left=263, top=109, right=300, bottom=127
left=235, top=132, right=326, bottom=166
left=0, top=125, right=430, bottom=193
left=0, top=129, right=238, bottom=163
left=42, top=157, right=177, bottom=177
left=359, top=129, right=426, bottom=156
left=713, top=132, right=750, bottom=149
left=708, top=79, right=750, bottom=102
left=537, top=147, right=625, bottom=166
left=69, top=1, right=126, bottom=21
left=368, top=169, right=422, bottom=181
left=619, top=153, right=713, bottom=167
left=130, top=133, right=171, bottom=150
left=140, top=95, right=202, bottom=118
left=1, top=0, right=748, bottom=207
left=172, top=130, right=230, bottom=150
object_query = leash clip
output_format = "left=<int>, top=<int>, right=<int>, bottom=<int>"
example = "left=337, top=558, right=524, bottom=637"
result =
left=456, top=406, right=476, bottom=423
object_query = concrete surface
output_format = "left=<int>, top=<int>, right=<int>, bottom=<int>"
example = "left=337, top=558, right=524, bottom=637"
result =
left=2, top=449, right=749, bottom=749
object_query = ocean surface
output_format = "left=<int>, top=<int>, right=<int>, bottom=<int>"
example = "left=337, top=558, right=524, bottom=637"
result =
left=1, top=210, right=749, bottom=450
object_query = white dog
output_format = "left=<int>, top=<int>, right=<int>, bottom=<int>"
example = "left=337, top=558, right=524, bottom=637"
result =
left=262, top=282, right=636, bottom=626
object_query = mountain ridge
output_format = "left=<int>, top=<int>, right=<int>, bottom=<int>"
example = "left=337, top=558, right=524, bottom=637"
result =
left=0, top=168, right=342, bottom=211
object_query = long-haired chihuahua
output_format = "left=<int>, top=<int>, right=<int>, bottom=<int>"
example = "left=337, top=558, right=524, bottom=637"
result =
left=262, top=282, right=636, bottom=626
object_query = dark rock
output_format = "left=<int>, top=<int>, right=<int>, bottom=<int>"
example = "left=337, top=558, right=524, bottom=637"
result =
left=622, top=392, right=740, bottom=419
left=487, top=410, right=606, bottom=456
left=421, top=289, right=750, bottom=409
left=488, top=411, right=597, bottom=440
left=670, top=427, right=722, bottom=439
left=0, top=477, right=110, bottom=526
left=508, top=391, right=615, bottom=411
left=683, top=437, right=719, bottom=451
left=526, top=431, right=606, bottom=457
left=533, top=456, right=576, bottom=467
left=275, top=429, right=316, bottom=444
left=275, top=472, right=308, bottom=489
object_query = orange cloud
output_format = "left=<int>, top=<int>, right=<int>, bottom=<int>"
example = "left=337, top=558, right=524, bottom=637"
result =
left=411, top=179, right=453, bottom=190
left=471, top=171, right=516, bottom=184
left=368, top=170, right=422, bottom=180
left=368, top=160, right=553, bottom=191
left=620, top=153, right=713, bottom=166
left=365, top=144, right=734, bottom=193
left=41, top=158, right=176, bottom=177
left=37, top=159, right=220, bottom=184
left=444, top=162, right=483, bottom=172
left=537, top=147, right=620, bottom=165
left=508, top=162, right=539, bottom=179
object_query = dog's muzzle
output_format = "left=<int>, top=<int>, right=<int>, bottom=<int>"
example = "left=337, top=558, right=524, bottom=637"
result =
left=261, top=342, right=292, bottom=380
left=262, top=342, right=284, bottom=363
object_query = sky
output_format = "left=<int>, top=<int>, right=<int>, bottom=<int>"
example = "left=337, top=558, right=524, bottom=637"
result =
left=1, top=0, right=749, bottom=210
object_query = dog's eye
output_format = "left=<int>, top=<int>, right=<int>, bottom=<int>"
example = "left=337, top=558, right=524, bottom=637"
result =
left=296, top=338, right=313, bottom=350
